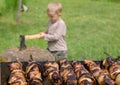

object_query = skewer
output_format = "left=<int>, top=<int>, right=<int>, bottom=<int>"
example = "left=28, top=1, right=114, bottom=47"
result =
left=80, top=55, right=87, bottom=60
left=30, top=55, right=33, bottom=61
left=104, top=52, right=113, bottom=58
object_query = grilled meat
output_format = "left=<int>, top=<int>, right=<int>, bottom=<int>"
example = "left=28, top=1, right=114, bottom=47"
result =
left=97, top=69, right=115, bottom=85
left=8, top=61, right=22, bottom=72
left=59, top=58, right=77, bottom=85
left=115, top=73, right=120, bottom=85
left=26, top=61, right=43, bottom=85
left=84, top=59, right=101, bottom=77
left=108, top=64, right=120, bottom=85
left=8, top=61, right=27, bottom=85
left=28, top=78, right=43, bottom=85
left=44, top=61, right=59, bottom=72
left=59, top=58, right=68, bottom=66
left=102, top=57, right=115, bottom=70
left=43, top=61, right=62, bottom=85
left=78, top=73, right=96, bottom=85
left=72, top=61, right=89, bottom=79
left=72, top=61, right=96, bottom=85
left=84, top=59, right=115, bottom=85
left=7, top=55, right=120, bottom=85
left=102, top=56, right=120, bottom=85
left=8, top=69, right=27, bottom=85
left=109, top=64, right=120, bottom=80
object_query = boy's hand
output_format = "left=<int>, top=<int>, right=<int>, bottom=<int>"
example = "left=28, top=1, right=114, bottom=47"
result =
left=39, top=32, right=45, bottom=38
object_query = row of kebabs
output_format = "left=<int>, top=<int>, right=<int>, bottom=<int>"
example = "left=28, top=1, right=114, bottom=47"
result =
left=8, top=55, right=120, bottom=85
left=8, top=57, right=43, bottom=85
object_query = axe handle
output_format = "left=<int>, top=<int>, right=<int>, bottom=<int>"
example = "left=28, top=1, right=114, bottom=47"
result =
left=25, top=34, right=41, bottom=40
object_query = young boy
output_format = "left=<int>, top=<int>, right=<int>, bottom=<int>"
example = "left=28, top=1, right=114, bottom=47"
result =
left=25, top=2, right=67, bottom=60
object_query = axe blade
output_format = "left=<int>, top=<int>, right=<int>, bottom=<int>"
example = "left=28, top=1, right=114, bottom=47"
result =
left=19, top=35, right=26, bottom=51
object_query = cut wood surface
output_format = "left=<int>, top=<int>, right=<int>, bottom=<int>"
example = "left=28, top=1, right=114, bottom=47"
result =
left=2, top=46, right=55, bottom=62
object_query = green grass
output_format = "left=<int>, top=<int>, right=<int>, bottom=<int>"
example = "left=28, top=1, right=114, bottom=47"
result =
left=0, top=0, right=120, bottom=61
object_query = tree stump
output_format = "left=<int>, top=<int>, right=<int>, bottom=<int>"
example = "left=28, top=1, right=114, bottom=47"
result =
left=1, top=46, right=55, bottom=62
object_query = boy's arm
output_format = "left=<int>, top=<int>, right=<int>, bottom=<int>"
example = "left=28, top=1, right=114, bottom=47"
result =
left=25, top=32, right=44, bottom=40
left=44, top=22, right=66, bottom=41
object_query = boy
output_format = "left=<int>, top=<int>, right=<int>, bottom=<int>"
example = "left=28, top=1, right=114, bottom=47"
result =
left=25, top=2, right=67, bottom=60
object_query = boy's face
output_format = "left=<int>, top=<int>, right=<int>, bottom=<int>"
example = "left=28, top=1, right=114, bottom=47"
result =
left=47, top=11, right=60, bottom=23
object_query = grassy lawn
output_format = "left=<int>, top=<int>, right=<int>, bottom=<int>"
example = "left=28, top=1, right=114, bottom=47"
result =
left=0, top=0, right=120, bottom=61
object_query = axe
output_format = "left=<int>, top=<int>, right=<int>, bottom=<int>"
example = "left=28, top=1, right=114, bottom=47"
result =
left=19, top=33, right=43, bottom=50
left=19, top=35, right=26, bottom=50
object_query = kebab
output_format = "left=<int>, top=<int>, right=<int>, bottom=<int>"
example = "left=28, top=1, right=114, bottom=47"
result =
left=72, top=61, right=96, bottom=85
left=43, top=61, right=62, bottom=85
left=8, top=61, right=27, bottom=85
left=59, top=58, right=77, bottom=85
left=102, top=52, right=115, bottom=70
left=8, top=60, right=22, bottom=72
left=114, top=56, right=120, bottom=85
left=84, top=59, right=115, bottom=85
left=103, top=52, right=120, bottom=85
left=25, top=56, right=43, bottom=85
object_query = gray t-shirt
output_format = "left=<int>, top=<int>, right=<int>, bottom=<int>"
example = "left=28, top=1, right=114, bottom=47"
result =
left=44, top=18, right=67, bottom=51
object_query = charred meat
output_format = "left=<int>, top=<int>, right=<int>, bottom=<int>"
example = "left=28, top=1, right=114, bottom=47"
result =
left=26, top=60, right=43, bottom=85
left=59, top=58, right=77, bottom=85
left=8, top=61, right=27, bottom=85
left=43, top=61, right=62, bottom=85
left=72, top=61, right=96, bottom=85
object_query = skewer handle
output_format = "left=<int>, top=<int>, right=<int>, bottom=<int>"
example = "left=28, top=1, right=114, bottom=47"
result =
left=80, top=55, right=87, bottom=60
left=104, top=52, right=112, bottom=58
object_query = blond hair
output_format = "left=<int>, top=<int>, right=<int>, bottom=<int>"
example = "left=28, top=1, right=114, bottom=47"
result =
left=47, top=2, right=62, bottom=16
